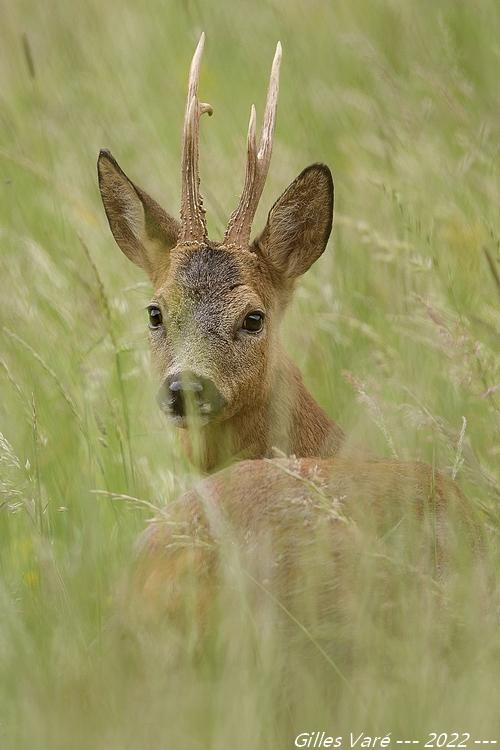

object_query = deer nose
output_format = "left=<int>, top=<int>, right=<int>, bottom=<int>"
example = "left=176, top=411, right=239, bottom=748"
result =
left=157, top=371, right=225, bottom=420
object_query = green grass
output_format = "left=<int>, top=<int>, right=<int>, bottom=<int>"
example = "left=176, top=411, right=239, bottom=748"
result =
left=0, top=0, right=499, bottom=747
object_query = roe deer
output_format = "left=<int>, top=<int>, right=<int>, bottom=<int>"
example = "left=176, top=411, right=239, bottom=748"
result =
left=97, top=36, right=482, bottom=630
left=98, top=34, right=344, bottom=472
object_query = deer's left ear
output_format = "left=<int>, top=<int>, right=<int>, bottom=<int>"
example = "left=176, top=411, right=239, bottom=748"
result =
left=97, top=149, right=180, bottom=283
left=254, top=163, right=334, bottom=281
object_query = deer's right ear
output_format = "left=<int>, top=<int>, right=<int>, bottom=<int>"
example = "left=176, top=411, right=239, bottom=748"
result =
left=97, top=150, right=180, bottom=282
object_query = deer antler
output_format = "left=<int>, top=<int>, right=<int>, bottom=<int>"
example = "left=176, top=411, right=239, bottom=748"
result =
left=224, top=42, right=282, bottom=250
left=179, top=33, right=213, bottom=245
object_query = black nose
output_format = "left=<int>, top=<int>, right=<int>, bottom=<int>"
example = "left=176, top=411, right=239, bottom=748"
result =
left=157, top=371, right=225, bottom=419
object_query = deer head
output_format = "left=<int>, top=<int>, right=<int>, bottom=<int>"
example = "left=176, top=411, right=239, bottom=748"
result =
left=97, top=34, right=334, bottom=449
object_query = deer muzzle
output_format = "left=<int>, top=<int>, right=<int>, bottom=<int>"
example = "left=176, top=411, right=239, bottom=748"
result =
left=157, top=370, right=226, bottom=425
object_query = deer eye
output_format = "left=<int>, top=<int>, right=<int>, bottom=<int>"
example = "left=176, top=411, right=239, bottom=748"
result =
left=241, top=311, right=265, bottom=333
left=147, top=305, right=163, bottom=329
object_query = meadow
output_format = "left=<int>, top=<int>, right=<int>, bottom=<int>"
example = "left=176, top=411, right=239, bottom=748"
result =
left=0, top=0, right=499, bottom=747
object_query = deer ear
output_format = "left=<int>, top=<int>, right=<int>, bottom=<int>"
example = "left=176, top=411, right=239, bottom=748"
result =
left=97, top=150, right=180, bottom=282
left=254, top=163, right=334, bottom=281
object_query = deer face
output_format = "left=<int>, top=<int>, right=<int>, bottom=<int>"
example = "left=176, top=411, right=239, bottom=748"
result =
left=97, top=36, right=333, bottom=429
left=146, top=243, right=275, bottom=425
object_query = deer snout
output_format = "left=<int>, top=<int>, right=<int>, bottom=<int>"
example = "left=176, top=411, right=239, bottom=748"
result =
left=157, top=371, right=226, bottom=422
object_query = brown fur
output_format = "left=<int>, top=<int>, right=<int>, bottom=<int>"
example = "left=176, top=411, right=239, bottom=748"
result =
left=126, top=457, right=482, bottom=629
left=98, top=153, right=344, bottom=470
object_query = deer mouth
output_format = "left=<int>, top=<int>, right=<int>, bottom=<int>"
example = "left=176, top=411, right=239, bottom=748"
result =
left=164, top=412, right=212, bottom=430
left=159, top=402, right=215, bottom=429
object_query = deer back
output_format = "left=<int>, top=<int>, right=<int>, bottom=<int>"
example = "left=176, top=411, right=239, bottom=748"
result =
left=126, top=458, right=483, bottom=632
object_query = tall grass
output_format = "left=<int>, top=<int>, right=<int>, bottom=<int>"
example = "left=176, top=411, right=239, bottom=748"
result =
left=0, top=0, right=499, bottom=747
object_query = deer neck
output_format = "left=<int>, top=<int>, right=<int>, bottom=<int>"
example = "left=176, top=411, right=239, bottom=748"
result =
left=180, top=352, right=345, bottom=472
left=266, top=353, right=345, bottom=459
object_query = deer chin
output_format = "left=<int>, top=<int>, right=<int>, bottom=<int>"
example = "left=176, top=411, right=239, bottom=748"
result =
left=166, top=413, right=211, bottom=430
left=162, top=401, right=231, bottom=429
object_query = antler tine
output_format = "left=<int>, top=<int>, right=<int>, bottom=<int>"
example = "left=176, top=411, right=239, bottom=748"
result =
left=259, top=41, right=282, bottom=161
left=180, top=32, right=213, bottom=245
left=226, top=104, right=258, bottom=240
left=247, top=104, right=257, bottom=167
left=224, top=42, right=282, bottom=249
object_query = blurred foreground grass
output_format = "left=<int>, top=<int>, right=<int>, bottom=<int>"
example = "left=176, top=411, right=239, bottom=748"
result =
left=0, top=0, right=499, bottom=747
